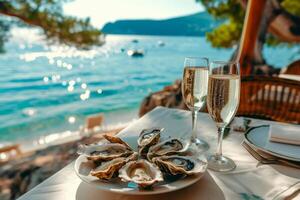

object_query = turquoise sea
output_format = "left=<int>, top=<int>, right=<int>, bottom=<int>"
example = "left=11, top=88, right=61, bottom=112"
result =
left=0, top=29, right=298, bottom=143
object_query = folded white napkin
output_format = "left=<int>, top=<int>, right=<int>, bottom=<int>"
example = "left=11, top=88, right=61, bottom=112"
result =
left=269, top=124, right=300, bottom=145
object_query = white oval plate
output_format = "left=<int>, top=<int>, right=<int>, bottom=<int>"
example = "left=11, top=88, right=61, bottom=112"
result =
left=245, top=125, right=300, bottom=162
left=74, top=154, right=207, bottom=195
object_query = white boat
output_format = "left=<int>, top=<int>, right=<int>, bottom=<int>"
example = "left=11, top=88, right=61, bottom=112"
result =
left=158, top=41, right=165, bottom=46
left=127, top=49, right=144, bottom=57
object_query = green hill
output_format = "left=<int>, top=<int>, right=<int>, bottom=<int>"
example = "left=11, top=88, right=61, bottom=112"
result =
left=102, top=12, right=221, bottom=36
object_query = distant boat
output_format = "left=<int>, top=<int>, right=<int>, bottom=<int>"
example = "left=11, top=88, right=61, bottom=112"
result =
left=127, top=49, right=144, bottom=57
left=131, top=39, right=139, bottom=43
left=158, top=41, right=165, bottom=47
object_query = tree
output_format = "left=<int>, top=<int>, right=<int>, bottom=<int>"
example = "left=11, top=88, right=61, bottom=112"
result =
left=0, top=0, right=102, bottom=53
left=197, top=0, right=300, bottom=75
left=198, top=0, right=300, bottom=48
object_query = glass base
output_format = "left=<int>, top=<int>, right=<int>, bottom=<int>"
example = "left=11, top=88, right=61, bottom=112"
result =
left=207, top=155, right=236, bottom=172
left=189, top=137, right=209, bottom=153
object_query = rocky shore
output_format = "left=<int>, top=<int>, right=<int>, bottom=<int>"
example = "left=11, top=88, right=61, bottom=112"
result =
left=0, top=129, right=120, bottom=200
left=139, top=80, right=188, bottom=116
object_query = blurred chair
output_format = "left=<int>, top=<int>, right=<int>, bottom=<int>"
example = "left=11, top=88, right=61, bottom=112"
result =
left=238, top=76, right=300, bottom=124
left=79, top=114, right=104, bottom=136
left=85, top=114, right=104, bottom=130
left=281, top=60, right=300, bottom=75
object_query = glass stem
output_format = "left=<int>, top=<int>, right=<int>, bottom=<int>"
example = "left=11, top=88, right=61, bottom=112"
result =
left=216, top=127, right=225, bottom=159
left=191, top=110, right=197, bottom=142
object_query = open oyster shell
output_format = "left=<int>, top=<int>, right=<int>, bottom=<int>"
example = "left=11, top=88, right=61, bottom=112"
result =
left=91, top=152, right=138, bottom=180
left=153, top=155, right=206, bottom=176
left=103, top=134, right=132, bottom=150
left=137, top=128, right=163, bottom=157
left=78, top=143, right=133, bottom=161
left=118, top=159, right=163, bottom=188
left=147, top=138, right=189, bottom=161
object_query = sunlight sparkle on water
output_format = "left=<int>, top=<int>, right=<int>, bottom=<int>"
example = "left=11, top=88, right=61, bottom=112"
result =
left=80, top=90, right=90, bottom=101
left=97, top=89, right=103, bottom=94
left=43, top=76, right=49, bottom=83
left=19, top=44, right=25, bottom=49
left=51, top=75, right=60, bottom=82
left=56, top=60, right=62, bottom=67
left=62, top=62, right=68, bottom=68
left=81, top=83, right=87, bottom=89
left=48, top=59, right=55, bottom=64
left=67, top=64, right=73, bottom=70
left=67, top=85, right=74, bottom=92
left=23, top=108, right=37, bottom=116
left=69, top=80, right=76, bottom=86
left=68, top=116, right=76, bottom=124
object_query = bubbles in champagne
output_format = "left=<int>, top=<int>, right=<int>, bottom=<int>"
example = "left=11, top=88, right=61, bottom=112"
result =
left=182, top=67, right=208, bottom=111
left=207, top=74, right=240, bottom=126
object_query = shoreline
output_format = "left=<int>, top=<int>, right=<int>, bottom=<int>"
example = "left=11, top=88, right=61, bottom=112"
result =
left=0, top=108, right=139, bottom=154
left=0, top=126, right=123, bottom=200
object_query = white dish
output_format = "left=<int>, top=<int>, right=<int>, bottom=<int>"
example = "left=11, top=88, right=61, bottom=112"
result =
left=74, top=154, right=207, bottom=195
left=245, top=125, right=300, bottom=162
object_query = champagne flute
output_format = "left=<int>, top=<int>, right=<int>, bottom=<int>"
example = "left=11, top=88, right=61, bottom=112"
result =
left=206, top=61, right=240, bottom=172
left=182, top=57, right=209, bottom=152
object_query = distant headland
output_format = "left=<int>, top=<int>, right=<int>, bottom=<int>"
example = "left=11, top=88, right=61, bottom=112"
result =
left=101, top=12, right=221, bottom=36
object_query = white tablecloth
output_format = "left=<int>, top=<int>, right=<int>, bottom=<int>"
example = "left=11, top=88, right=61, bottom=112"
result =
left=18, top=107, right=300, bottom=200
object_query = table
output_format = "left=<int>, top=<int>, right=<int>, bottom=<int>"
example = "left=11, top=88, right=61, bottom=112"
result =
left=18, top=107, right=300, bottom=200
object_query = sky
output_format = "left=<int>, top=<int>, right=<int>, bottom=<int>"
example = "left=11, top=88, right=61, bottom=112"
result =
left=63, top=0, right=204, bottom=28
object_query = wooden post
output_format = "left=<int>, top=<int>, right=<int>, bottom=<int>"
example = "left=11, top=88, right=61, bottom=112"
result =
left=236, top=0, right=267, bottom=76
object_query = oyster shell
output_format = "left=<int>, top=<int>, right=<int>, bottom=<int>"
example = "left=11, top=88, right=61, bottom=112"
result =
left=147, top=138, right=188, bottom=161
left=153, top=155, right=206, bottom=176
left=103, top=134, right=132, bottom=149
left=91, top=152, right=138, bottom=180
left=118, top=159, right=163, bottom=188
left=78, top=143, right=133, bottom=161
left=137, top=128, right=163, bottom=157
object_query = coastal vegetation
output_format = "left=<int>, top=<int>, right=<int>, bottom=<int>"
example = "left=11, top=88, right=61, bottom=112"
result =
left=198, top=0, right=300, bottom=48
left=0, top=0, right=102, bottom=53
left=197, top=0, right=300, bottom=75
left=102, top=12, right=221, bottom=36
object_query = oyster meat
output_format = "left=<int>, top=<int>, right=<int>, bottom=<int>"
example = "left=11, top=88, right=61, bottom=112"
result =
left=119, top=159, right=163, bottom=188
left=147, top=138, right=188, bottom=161
left=91, top=152, right=138, bottom=180
left=79, top=143, right=133, bottom=161
left=137, top=128, right=163, bottom=157
left=103, top=134, right=132, bottom=150
left=153, top=155, right=206, bottom=176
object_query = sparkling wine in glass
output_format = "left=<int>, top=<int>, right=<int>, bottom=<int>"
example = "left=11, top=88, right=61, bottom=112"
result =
left=207, top=61, right=240, bottom=172
left=182, top=57, right=209, bottom=152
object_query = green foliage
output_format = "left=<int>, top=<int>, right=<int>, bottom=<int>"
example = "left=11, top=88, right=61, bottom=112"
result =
left=206, top=20, right=242, bottom=48
left=197, top=0, right=244, bottom=48
left=197, top=0, right=300, bottom=48
left=281, top=0, right=300, bottom=16
left=0, top=18, right=10, bottom=53
left=0, top=0, right=102, bottom=52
